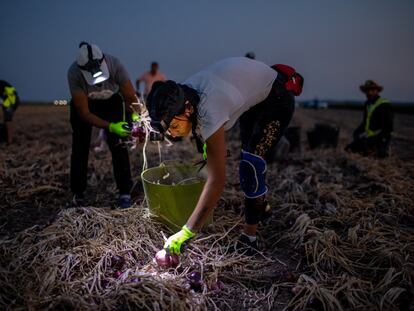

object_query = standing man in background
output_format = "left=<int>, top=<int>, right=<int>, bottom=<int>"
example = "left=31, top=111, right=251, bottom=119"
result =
left=0, top=80, right=19, bottom=145
left=245, top=52, right=256, bottom=60
left=136, top=62, right=166, bottom=101
left=67, top=42, right=137, bottom=208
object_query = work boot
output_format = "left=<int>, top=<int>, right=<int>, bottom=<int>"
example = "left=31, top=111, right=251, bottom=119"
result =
left=235, top=233, right=259, bottom=256
left=71, top=194, right=85, bottom=207
left=117, top=194, right=132, bottom=209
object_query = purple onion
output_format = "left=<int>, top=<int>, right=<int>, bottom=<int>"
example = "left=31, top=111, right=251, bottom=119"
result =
left=307, top=297, right=323, bottom=310
left=209, top=281, right=224, bottom=293
left=101, top=279, right=110, bottom=289
left=155, top=249, right=180, bottom=267
left=187, top=271, right=202, bottom=291
left=113, top=271, right=123, bottom=279
left=110, top=255, right=125, bottom=270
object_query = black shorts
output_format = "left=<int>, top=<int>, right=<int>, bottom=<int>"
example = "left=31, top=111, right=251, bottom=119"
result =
left=239, top=76, right=295, bottom=160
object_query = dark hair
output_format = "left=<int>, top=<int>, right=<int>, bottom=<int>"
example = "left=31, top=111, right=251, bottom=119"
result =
left=146, top=80, right=185, bottom=122
left=151, top=62, right=159, bottom=67
left=146, top=80, right=204, bottom=152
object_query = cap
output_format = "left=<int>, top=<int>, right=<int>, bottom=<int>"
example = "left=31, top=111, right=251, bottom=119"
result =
left=76, top=43, right=110, bottom=85
left=245, top=52, right=256, bottom=59
left=359, top=80, right=383, bottom=93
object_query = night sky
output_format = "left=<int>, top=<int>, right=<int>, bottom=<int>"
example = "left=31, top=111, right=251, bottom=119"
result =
left=1, top=0, right=413, bottom=102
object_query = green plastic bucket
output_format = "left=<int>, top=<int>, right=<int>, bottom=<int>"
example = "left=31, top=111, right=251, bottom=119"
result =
left=141, top=163, right=211, bottom=231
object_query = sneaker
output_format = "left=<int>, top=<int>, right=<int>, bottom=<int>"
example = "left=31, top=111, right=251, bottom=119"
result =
left=72, top=194, right=85, bottom=207
left=118, top=194, right=132, bottom=209
left=235, top=233, right=259, bottom=256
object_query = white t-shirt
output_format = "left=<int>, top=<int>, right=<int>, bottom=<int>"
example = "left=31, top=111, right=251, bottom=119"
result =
left=183, top=57, right=277, bottom=140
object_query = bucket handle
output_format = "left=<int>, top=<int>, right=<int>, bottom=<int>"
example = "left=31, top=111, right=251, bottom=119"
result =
left=193, top=159, right=207, bottom=172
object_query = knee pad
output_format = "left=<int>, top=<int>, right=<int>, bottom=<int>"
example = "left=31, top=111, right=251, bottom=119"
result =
left=239, top=150, right=268, bottom=198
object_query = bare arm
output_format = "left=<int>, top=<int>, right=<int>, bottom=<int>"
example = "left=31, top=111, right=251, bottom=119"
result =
left=71, top=91, right=109, bottom=129
left=186, top=126, right=227, bottom=232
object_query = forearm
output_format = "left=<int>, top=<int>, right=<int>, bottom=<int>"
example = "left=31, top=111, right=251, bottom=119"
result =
left=186, top=177, right=225, bottom=232
left=121, top=81, right=139, bottom=117
left=79, top=111, right=110, bottom=129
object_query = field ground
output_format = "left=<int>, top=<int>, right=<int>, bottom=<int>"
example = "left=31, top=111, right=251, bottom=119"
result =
left=0, top=105, right=413, bottom=310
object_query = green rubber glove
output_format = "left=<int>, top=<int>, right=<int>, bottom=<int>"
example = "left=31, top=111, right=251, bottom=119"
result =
left=109, top=121, right=131, bottom=137
left=164, top=225, right=196, bottom=254
left=131, top=112, right=140, bottom=122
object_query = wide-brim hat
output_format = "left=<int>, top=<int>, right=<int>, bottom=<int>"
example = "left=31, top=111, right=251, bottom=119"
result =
left=360, top=80, right=383, bottom=92
left=76, top=43, right=110, bottom=85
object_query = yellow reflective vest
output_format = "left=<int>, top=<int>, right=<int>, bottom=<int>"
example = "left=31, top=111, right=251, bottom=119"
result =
left=365, top=97, right=390, bottom=137
left=2, top=86, right=17, bottom=109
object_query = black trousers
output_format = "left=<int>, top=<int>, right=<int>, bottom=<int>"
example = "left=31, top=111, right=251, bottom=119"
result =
left=2, top=96, right=19, bottom=122
left=239, top=76, right=295, bottom=224
left=70, top=93, right=132, bottom=195
left=240, top=77, right=295, bottom=159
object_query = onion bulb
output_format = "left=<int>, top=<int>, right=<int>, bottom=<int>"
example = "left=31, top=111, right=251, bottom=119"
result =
left=155, top=249, right=180, bottom=267
left=187, top=271, right=202, bottom=291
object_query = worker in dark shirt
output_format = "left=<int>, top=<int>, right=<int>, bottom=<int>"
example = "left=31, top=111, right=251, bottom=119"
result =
left=346, top=80, right=393, bottom=158
left=0, top=80, right=20, bottom=144
left=67, top=42, right=138, bottom=208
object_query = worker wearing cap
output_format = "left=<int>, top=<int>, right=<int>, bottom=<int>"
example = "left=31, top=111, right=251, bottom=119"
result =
left=346, top=80, right=393, bottom=158
left=146, top=57, right=304, bottom=255
left=0, top=80, right=20, bottom=144
left=67, top=42, right=137, bottom=208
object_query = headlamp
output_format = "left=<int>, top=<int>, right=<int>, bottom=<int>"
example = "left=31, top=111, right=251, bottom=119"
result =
left=149, top=120, right=168, bottom=141
left=93, top=70, right=103, bottom=78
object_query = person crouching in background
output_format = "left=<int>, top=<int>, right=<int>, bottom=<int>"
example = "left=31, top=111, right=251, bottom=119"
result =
left=346, top=80, right=393, bottom=158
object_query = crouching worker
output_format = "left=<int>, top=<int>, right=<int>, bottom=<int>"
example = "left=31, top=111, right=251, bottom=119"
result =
left=67, top=42, right=139, bottom=208
left=346, top=80, right=393, bottom=158
left=0, top=80, right=20, bottom=144
left=146, top=57, right=303, bottom=255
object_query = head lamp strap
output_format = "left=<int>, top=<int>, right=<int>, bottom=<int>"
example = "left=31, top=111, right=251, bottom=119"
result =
left=156, top=84, right=186, bottom=132
left=78, top=42, right=104, bottom=71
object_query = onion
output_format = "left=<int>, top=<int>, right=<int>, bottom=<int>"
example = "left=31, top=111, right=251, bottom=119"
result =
left=101, top=279, right=110, bottom=289
left=132, top=128, right=145, bottom=142
left=187, top=271, right=202, bottom=291
left=155, top=249, right=180, bottom=267
left=113, top=271, right=123, bottom=279
left=209, top=281, right=224, bottom=293
left=291, top=286, right=301, bottom=295
left=307, top=297, right=323, bottom=309
left=110, top=255, right=125, bottom=270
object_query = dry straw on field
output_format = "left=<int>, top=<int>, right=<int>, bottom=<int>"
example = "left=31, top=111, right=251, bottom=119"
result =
left=1, top=147, right=413, bottom=310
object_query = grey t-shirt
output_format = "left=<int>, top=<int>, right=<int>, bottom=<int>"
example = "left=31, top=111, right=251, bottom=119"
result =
left=184, top=57, right=277, bottom=140
left=67, top=54, right=130, bottom=100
